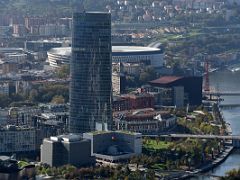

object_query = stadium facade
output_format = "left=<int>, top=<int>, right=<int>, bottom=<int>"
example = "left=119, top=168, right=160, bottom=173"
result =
left=48, top=46, right=164, bottom=68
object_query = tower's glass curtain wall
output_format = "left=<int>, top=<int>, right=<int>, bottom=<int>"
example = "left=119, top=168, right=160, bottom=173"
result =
left=70, top=12, right=112, bottom=133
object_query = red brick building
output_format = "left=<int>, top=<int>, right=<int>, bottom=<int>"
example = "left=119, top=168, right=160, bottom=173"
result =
left=113, top=93, right=154, bottom=112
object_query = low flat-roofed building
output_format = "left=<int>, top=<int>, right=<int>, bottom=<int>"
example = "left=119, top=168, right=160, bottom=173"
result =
left=83, top=131, right=142, bottom=162
left=8, top=106, right=41, bottom=126
left=122, top=63, right=141, bottom=75
left=1, top=61, right=18, bottom=74
left=41, top=134, right=95, bottom=167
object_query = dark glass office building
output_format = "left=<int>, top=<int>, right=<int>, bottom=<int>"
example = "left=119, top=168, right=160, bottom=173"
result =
left=70, top=12, right=112, bottom=133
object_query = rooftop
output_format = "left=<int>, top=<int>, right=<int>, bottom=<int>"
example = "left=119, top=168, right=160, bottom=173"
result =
left=49, top=134, right=83, bottom=142
left=113, top=108, right=173, bottom=119
left=0, top=125, right=35, bottom=131
left=149, top=76, right=183, bottom=85
left=113, top=92, right=154, bottom=100
left=113, top=46, right=161, bottom=53
left=0, top=156, right=11, bottom=161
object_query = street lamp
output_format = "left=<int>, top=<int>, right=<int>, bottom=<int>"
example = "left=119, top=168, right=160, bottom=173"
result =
left=211, top=147, right=214, bottom=159
left=188, top=157, right=191, bottom=170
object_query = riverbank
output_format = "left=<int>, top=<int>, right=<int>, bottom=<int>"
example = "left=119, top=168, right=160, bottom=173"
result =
left=226, top=63, right=240, bottom=72
left=175, top=146, right=234, bottom=180
left=200, top=68, right=240, bottom=178
left=185, top=146, right=234, bottom=178
left=177, top=107, right=235, bottom=179
left=147, top=101, right=236, bottom=179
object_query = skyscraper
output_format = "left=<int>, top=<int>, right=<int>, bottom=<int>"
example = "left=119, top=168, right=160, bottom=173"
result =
left=70, top=12, right=112, bottom=133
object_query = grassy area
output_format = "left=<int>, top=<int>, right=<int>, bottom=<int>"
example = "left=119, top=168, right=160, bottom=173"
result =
left=151, top=163, right=166, bottom=170
left=143, top=139, right=172, bottom=150
left=155, top=30, right=205, bottom=43
left=18, top=161, right=29, bottom=168
left=91, top=131, right=110, bottom=135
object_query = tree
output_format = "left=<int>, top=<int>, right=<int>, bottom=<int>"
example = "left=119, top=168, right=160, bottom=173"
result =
left=0, top=94, right=11, bottom=108
left=139, top=72, right=151, bottom=83
left=124, top=166, right=131, bottom=176
left=45, top=168, right=53, bottom=176
left=125, top=75, right=139, bottom=88
left=10, top=93, right=25, bottom=102
left=56, top=65, right=70, bottom=79
left=221, top=168, right=240, bottom=180
left=166, top=160, right=171, bottom=170
left=83, top=0, right=110, bottom=11
left=146, top=169, right=155, bottom=180
left=128, top=170, right=143, bottom=180
left=29, top=89, right=39, bottom=102
left=28, top=83, right=69, bottom=103
left=51, top=95, right=65, bottom=104
left=139, top=66, right=157, bottom=84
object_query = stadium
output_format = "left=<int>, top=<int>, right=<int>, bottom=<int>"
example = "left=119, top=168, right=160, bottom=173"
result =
left=47, top=46, right=164, bottom=68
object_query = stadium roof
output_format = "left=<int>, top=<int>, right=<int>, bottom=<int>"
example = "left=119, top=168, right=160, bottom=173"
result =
left=48, top=46, right=162, bottom=56
left=113, top=46, right=161, bottom=53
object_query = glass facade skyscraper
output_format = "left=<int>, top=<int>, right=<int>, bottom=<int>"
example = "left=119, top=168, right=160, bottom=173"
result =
left=70, top=12, right=112, bottom=133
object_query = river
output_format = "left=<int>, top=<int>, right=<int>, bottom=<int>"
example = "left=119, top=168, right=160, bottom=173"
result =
left=191, top=70, right=240, bottom=179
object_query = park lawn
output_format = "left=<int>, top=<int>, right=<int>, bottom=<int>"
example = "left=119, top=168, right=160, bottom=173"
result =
left=143, top=139, right=172, bottom=150
left=151, top=163, right=166, bottom=170
left=18, top=161, right=30, bottom=168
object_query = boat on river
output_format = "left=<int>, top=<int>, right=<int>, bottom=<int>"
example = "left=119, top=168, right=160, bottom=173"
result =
left=227, top=64, right=240, bottom=72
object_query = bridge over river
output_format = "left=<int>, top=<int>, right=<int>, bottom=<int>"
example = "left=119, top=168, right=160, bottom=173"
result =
left=219, top=104, right=240, bottom=108
left=203, top=91, right=240, bottom=108
left=203, top=91, right=240, bottom=96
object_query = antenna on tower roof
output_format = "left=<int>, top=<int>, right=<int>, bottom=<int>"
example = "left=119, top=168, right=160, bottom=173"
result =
left=79, top=0, right=85, bottom=13
left=71, top=0, right=85, bottom=13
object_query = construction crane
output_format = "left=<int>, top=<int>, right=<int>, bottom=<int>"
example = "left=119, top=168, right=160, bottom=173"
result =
left=204, top=57, right=210, bottom=92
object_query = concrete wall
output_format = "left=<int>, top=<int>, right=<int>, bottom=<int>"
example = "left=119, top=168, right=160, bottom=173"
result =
left=41, top=138, right=94, bottom=167
left=40, top=140, right=54, bottom=166
left=66, top=139, right=95, bottom=167
left=83, top=132, right=142, bottom=156
left=174, top=86, right=184, bottom=107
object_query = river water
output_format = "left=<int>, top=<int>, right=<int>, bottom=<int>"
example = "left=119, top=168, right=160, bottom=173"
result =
left=192, top=70, right=240, bottom=179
